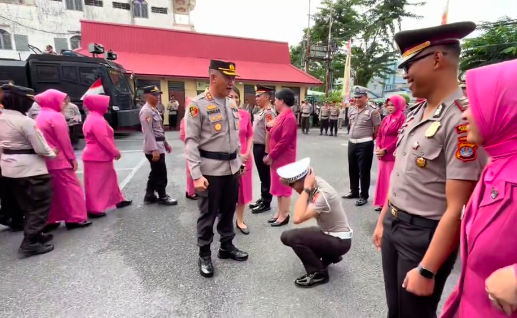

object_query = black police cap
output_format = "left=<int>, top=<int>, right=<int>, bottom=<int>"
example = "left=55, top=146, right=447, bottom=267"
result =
left=143, top=85, right=162, bottom=94
left=394, top=21, right=476, bottom=69
left=255, top=85, right=275, bottom=95
left=209, top=59, right=239, bottom=76
left=1, top=83, right=34, bottom=99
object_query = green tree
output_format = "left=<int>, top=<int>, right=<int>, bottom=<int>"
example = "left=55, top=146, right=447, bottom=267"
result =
left=460, top=16, right=517, bottom=72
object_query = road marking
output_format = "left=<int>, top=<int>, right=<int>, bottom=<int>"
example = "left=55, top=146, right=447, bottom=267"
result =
left=119, top=150, right=143, bottom=153
left=114, top=139, right=144, bottom=142
left=76, top=168, right=135, bottom=174
left=119, top=158, right=147, bottom=190
left=341, top=143, right=349, bottom=147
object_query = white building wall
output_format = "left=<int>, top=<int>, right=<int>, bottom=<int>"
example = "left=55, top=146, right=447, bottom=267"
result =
left=0, top=0, right=194, bottom=60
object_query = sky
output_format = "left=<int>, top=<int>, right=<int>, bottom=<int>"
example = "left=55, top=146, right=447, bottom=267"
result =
left=189, top=0, right=517, bottom=46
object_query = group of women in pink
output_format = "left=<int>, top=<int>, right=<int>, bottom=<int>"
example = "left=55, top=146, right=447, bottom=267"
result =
left=33, top=89, right=131, bottom=233
left=373, top=59, right=517, bottom=317
left=180, top=87, right=298, bottom=234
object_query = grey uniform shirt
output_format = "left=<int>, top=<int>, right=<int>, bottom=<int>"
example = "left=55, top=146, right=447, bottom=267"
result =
left=139, top=103, right=167, bottom=154
left=27, top=102, right=41, bottom=120
left=63, top=103, right=81, bottom=126
left=167, top=101, right=179, bottom=115
left=184, top=92, right=242, bottom=180
left=309, top=176, right=351, bottom=233
left=301, top=104, right=312, bottom=117
left=389, top=88, right=488, bottom=220
left=349, top=104, right=381, bottom=139
left=252, top=106, right=276, bottom=145
left=0, top=109, right=56, bottom=178
left=319, top=106, right=330, bottom=119
left=329, top=106, right=340, bottom=120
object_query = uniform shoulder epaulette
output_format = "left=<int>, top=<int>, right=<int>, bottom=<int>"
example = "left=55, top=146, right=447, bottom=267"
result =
left=409, top=100, right=425, bottom=111
left=453, top=96, right=469, bottom=112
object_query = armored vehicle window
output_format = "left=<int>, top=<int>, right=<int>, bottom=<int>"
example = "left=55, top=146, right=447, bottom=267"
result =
left=62, top=66, right=78, bottom=83
left=36, top=65, right=59, bottom=82
left=79, top=67, right=97, bottom=85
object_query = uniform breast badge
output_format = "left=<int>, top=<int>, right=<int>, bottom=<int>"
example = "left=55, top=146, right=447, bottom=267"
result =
left=456, top=136, right=477, bottom=162
left=416, top=157, right=427, bottom=168
left=455, top=124, right=468, bottom=134
left=425, top=122, right=441, bottom=138
left=491, top=188, right=498, bottom=199
left=412, top=142, right=420, bottom=150
left=214, top=123, right=222, bottom=131
left=189, top=105, right=199, bottom=118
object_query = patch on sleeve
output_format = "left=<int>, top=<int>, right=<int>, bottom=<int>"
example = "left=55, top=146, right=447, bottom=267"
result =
left=265, top=113, right=273, bottom=123
left=456, top=136, right=477, bottom=162
left=312, top=192, right=320, bottom=203
left=189, top=105, right=199, bottom=118
left=455, top=124, right=468, bottom=134
left=374, top=110, right=380, bottom=118
left=146, top=116, right=152, bottom=123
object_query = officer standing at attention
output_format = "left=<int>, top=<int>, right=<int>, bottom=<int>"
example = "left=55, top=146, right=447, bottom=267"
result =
left=343, top=86, right=381, bottom=206
left=300, top=101, right=312, bottom=134
left=185, top=59, right=248, bottom=278
left=0, top=84, right=57, bottom=256
left=328, top=101, right=341, bottom=137
left=372, top=22, right=488, bottom=318
left=139, top=85, right=177, bottom=206
left=249, top=85, right=276, bottom=213
left=319, top=102, right=330, bottom=135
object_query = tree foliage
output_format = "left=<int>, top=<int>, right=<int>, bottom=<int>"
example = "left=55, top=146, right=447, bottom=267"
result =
left=460, top=16, right=517, bottom=73
left=290, top=0, right=424, bottom=90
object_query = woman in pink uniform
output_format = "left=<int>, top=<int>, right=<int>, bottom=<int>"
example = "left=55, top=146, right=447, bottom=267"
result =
left=440, top=60, right=517, bottom=318
left=229, top=87, right=253, bottom=234
left=35, top=89, right=91, bottom=231
left=373, top=95, right=406, bottom=212
left=263, top=88, right=297, bottom=227
left=180, top=97, right=196, bottom=200
left=82, top=94, right=132, bottom=218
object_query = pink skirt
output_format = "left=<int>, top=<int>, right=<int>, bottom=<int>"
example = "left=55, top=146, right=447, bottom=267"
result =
left=373, top=160, right=395, bottom=207
left=84, top=161, right=125, bottom=213
left=48, top=169, right=88, bottom=223
left=238, top=163, right=253, bottom=205
left=270, top=160, right=293, bottom=197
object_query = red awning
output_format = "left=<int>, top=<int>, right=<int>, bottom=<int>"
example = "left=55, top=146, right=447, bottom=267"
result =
left=76, top=49, right=322, bottom=85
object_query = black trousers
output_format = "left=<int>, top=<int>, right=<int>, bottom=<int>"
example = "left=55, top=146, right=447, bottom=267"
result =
left=168, top=113, right=178, bottom=129
left=301, top=116, right=310, bottom=132
left=281, top=227, right=352, bottom=273
left=69, top=125, right=79, bottom=146
left=196, top=173, right=240, bottom=254
left=252, top=143, right=272, bottom=204
left=0, top=167, right=24, bottom=227
left=313, top=114, right=319, bottom=127
left=381, top=212, right=458, bottom=318
left=329, top=119, right=338, bottom=135
left=145, top=153, right=167, bottom=198
left=320, top=119, right=329, bottom=134
left=5, top=174, right=53, bottom=242
left=348, top=140, right=374, bottom=199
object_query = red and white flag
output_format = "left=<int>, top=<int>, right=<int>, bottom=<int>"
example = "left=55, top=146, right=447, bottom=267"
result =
left=81, top=78, right=104, bottom=100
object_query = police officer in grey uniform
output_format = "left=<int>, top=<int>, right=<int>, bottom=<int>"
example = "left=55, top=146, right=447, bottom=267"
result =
left=343, top=86, right=381, bottom=206
left=300, top=101, right=312, bottom=134
left=319, top=103, right=330, bottom=135
left=372, top=22, right=488, bottom=318
left=249, top=85, right=276, bottom=213
left=184, top=59, right=248, bottom=278
left=328, top=102, right=341, bottom=136
left=0, top=84, right=57, bottom=256
left=139, top=85, right=177, bottom=206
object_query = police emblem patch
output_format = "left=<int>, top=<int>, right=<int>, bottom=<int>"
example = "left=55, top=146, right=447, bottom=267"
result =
left=265, top=114, right=273, bottom=122
left=146, top=116, right=152, bottom=123
left=456, top=136, right=477, bottom=162
left=189, top=105, right=199, bottom=118
left=455, top=124, right=468, bottom=134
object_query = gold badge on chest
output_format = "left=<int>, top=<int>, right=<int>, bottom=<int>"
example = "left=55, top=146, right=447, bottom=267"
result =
left=416, top=157, right=427, bottom=168
left=425, top=122, right=441, bottom=138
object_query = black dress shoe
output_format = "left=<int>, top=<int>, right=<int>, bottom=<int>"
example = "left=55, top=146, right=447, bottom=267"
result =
left=65, top=220, right=92, bottom=230
left=186, top=192, right=198, bottom=200
left=236, top=221, right=250, bottom=235
left=19, top=241, right=54, bottom=257
left=218, top=245, right=249, bottom=261
left=198, top=256, right=214, bottom=278
left=157, top=195, right=178, bottom=206
left=374, top=206, right=382, bottom=212
left=322, top=256, right=343, bottom=268
left=355, top=198, right=368, bottom=206
left=43, top=223, right=60, bottom=233
left=116, top=200, right=132, bottom=209
left=87, top=212, right=106, bottom=219
left=251, top=202, right=271, bottom=214
left=342, top=192, right=359, bottom=199
left=144, top=195, right=158, bottom=204
left=294, top=271, right=330, bottom=288
left=36, top=233, right=54, bottom=244
left=267, top=217, right=278, bottom=224
left=271, top=215, right=290, bottom=227
left=249, top=199, right=263, bottom=210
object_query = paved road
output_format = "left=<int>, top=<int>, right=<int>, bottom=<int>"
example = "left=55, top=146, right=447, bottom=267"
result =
left=0, top=128, right=459, bottom=318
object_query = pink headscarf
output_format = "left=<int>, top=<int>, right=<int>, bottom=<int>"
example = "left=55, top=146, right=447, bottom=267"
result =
left=34, top=89, right=66, bottom=112
left=384, top=94, right=406, bottom=130
left=84, top=94, right=109, bottom=115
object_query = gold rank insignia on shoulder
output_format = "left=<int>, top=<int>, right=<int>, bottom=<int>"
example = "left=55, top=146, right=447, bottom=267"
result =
left=207, top=105, right=217, bottom=110
left=433, top=104, right=444, bottom=118
left=205, top=92, right=213, bottom=101
left=416, top=157, right=427, bottom=168
left=425, top=122, right=441, bottom=138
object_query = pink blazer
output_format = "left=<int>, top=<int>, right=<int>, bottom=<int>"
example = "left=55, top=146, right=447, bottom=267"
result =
left=441, top=169, right=517, bottom=318
left=82, top=112, right=120, bottom=162
left=36, top=109, right=75, bottom=171
left=268, top=108, right=297, bottom=162
left=375, top=113, right=405, bottom=161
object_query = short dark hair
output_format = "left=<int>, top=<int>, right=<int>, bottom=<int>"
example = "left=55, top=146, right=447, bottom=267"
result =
left=275, top=88, right=295, bottom=107
left=231, top=86, right=241, bottom=97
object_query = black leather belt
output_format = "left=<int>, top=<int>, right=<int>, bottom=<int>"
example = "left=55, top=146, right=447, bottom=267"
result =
left=155, top=136, right=165, bottom=142
left=199, top=149, right=237, bottom=161
left=253, top=143, right=265, bottom=146
left=388, top=203, right=439, bottom=229
left=3, top=148, right=36, bottom=155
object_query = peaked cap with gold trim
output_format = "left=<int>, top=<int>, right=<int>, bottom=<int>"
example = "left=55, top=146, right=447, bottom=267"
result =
left=255, top=84, right=275, bottom=95
left=209, top=59, right=239, bottom=77
left=394, top=21, right=476, bottom=69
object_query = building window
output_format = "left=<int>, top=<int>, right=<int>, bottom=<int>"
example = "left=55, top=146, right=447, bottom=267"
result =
left=13, top=34, right=29, bottom=51
left=85, top=0, right=102, bottom=7
left=0, top=29, right=13, bottom=50
left=65, top=0, right=82, bottom=11
left=133, top=0, right=148, bottom=18
left=36, top=65, right=59, bottom=82
left=112, top=2, right=129, bottom=10
left=70, top=35, right=81, bottom=50
left=151, top=6, right=167, bottom=14
left=54, top=37, right=69, bottom=53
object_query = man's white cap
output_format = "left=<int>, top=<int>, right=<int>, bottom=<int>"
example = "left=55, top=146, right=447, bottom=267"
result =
left=277, top=157, right=311, bottom=183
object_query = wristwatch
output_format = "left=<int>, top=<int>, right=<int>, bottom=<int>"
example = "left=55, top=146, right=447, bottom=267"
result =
left=418, top=264, right=435, bottom=279
left=304, top=188, right=312, bottom=195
